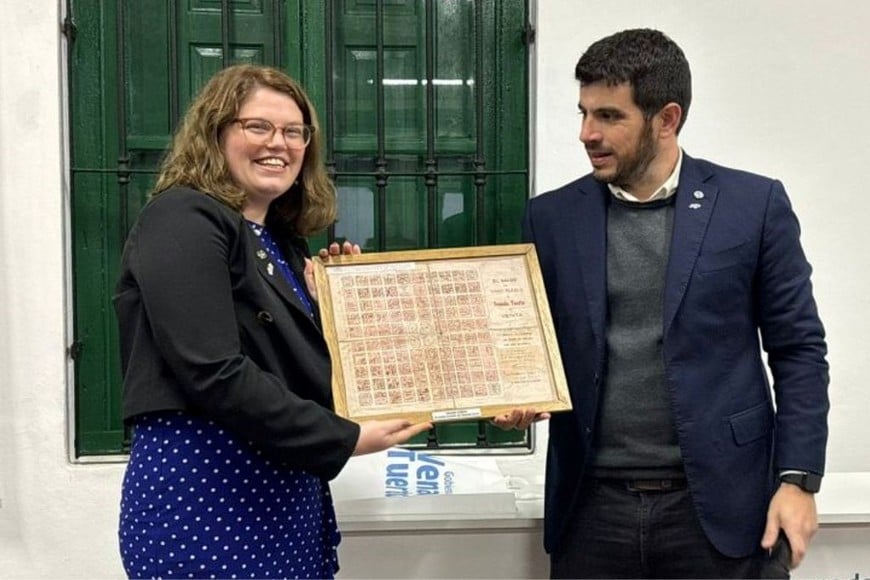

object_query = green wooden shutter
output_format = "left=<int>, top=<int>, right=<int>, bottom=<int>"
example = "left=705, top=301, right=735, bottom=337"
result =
left=318, top=0, right=531, bottom=450
left=69, top=0, right=531, bottom=456
left=70, top=0, right=300, bottom=455
left=70, top=0, right=126, bottom=455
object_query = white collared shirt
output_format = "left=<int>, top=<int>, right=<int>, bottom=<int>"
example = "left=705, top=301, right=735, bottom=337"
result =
left=608, top=149, right=684, bottom=203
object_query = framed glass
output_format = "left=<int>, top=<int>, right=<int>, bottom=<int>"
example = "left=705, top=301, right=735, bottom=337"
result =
left=313, top=244, right=572, bottom=424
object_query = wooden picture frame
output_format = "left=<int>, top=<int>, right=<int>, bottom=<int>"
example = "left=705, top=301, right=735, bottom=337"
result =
left=313, top=243, right=571, bottom=424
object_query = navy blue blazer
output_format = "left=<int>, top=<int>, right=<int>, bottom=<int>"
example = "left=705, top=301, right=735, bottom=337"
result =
left=522, top=153, right=829, bottom=558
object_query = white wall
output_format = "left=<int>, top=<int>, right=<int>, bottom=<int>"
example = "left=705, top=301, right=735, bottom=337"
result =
left=532, top=1, right=870, bottom=576
left=1, top=1, right=868, bottom=578
left=535, top=0, right=870, bottom=476
left=0, top=0, right=127, bottom=577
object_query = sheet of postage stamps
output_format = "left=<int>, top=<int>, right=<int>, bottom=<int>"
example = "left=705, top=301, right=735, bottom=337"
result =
left=314, top=244, right=571, bottom=423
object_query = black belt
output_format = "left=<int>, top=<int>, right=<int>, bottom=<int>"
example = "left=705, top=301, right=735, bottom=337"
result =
left=592, top=477, right=688, bottom=492
left=624, top=478, right=687, bottom=492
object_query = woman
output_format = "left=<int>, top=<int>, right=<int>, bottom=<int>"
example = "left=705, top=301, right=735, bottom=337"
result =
left=115, top=64, right=430, bottom=579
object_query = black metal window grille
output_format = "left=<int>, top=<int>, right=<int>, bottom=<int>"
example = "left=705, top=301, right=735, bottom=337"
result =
left=68, top=0, right=531, bottom=456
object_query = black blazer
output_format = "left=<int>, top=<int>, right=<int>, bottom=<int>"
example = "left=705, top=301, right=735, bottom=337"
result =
left=523, top=154, right=829, bottom=558
left=114, top=187, right=360, bottom=480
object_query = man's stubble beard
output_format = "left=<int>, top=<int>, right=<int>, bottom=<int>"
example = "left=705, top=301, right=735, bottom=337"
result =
left=594, top=120, right=657, bottom=190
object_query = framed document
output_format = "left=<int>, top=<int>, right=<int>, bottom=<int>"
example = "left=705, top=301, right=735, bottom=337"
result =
left=313, top=244, right=571, bottom=424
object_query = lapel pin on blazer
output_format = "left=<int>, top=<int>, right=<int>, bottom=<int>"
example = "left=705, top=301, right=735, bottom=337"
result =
left=256, top=249, right=267, bottom=260
left=267, top=263, right=275, bottom=276
left=689, top=202, right=702, bottom=210
left=693, top=190, right=705, bottom=199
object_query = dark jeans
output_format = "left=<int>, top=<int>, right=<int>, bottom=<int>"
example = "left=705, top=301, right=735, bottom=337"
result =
left=550, top=478, right=791, bottom=579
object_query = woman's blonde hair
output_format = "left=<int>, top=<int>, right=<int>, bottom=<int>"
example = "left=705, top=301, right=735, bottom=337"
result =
left=153, top=64, right=335, bottom=236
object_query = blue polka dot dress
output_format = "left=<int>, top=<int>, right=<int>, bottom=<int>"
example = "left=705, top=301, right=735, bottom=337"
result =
left=119, top=413, right=341, bottom=579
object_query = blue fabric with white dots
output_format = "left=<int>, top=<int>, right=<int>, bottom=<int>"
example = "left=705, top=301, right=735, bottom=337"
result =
left=118, top=412, right=340, bottom=579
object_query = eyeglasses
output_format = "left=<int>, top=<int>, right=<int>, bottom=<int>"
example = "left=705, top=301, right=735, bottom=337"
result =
left=232, top=118, right=313, bottom=150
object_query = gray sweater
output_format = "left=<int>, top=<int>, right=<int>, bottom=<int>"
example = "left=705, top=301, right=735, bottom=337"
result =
left=591, top=195, right=684, bottom=479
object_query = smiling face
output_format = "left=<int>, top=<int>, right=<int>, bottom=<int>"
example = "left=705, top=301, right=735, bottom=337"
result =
left=579, top=81, right=661, bottom=195
left=222, top=86, right=307, bottom=223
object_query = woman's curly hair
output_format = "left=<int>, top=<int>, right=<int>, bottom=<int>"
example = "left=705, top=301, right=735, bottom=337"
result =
left=152, top=64, right=335, bottom=236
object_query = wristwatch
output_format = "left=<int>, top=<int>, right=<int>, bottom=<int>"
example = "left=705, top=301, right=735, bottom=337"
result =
left=779, top=471, right=822, bottom=493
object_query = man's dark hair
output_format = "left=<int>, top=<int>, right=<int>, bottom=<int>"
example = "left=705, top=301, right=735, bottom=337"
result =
left=575, top=28, right=692, bottom=133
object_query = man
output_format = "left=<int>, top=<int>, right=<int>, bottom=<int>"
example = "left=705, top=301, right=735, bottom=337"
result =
left=497, top=28, right=829, bottom=578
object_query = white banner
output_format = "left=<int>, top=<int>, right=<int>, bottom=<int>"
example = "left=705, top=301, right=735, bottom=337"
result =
left=331, top=448, right=512, bottom=502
